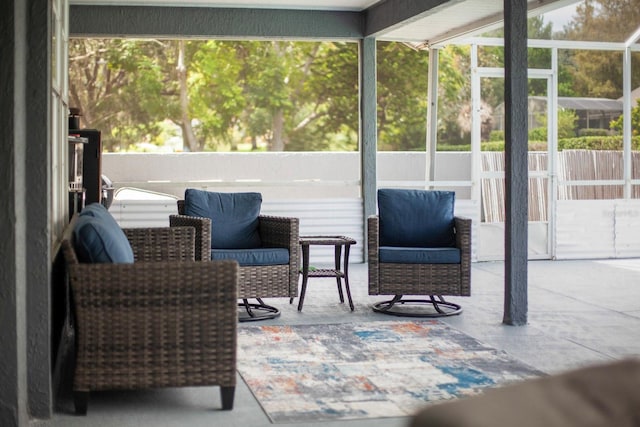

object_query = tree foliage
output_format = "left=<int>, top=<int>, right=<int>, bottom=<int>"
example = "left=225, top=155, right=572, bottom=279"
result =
left=70, top=39, right=465, bottom=152
left=70, top=39, right=361, bottom=152
left=611, top=99, right=640, bottom=136
left=68, top=2, right=640, bottom=152
left=559, top=0, right=640, bottom=99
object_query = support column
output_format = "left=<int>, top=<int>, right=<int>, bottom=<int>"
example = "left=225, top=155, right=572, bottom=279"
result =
left=425, top=47, right=439, bottom=186
left=360, top=36, right=377, bottom=257
left=622, top=45, right=633, bottom=199
left=0, top=0, right=29, bottom=425
left=503, top=0, right=528, bottom=325
left=26, top=0, right=53, bottom=418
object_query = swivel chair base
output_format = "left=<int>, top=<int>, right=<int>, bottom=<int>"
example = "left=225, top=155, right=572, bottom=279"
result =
left=239, top=298, right=280, bottom=322
left=373, top=295, right=462, bottom=318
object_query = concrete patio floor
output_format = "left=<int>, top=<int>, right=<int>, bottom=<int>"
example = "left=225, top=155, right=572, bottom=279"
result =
left=36, top=259, right=640, bottom=427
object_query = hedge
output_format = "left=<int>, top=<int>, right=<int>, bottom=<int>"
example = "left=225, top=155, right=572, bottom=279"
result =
left=435, top=135, right=640, bottom=152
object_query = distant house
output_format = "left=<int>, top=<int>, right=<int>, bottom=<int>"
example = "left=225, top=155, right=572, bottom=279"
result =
left=492, top=89, right=640, bottom=133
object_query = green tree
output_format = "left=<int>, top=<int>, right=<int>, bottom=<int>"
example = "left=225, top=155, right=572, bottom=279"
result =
left=288, top=41, right=359, bottom=151
left=560, top=0, right=640, bottom=99
left=479, top=16, right=554, bottom=102
left=436, top=45, right=471, bottom=145
left=611, top=99, right=640, bottom=136
left=190, top=40, right=246, bottom=150
left=239, top=41, right=359, bottom=152
left=376, top=42, right=430, bottom=151
left=530, top=108, right=579, bottom=140
left=69, top=39, right=171, bottom=151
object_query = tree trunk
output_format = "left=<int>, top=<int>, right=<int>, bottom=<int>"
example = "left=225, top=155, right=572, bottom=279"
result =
left=177, top=40, right=199, bottom=151
left=271, top=109, right=285, bottom=151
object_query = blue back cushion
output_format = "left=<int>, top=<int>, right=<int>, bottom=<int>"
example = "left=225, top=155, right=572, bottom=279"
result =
left=378, top=189, right=456, bottom=248
left=184, top=189, right=262, bottom=249
left=73, top=203, right=134, bottom=263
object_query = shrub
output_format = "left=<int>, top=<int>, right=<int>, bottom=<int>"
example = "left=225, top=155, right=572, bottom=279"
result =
left=435, top=135, right=640, bottom=152
left=578, top=128, right=610, bottom=137
left=529, top=127, right=546, bottom=141
left=489, top=130, right=504, bottom=141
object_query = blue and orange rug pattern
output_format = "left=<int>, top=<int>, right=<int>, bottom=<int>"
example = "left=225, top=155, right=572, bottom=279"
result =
left=237, top=320, right=544, bottom=423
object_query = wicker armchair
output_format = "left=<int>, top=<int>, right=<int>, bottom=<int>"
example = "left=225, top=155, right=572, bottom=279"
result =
left=368, top=189, right=472, bottom=317
left=62, top=225, right=239, bottom=415
left=170, top=195, right=299, bottom=321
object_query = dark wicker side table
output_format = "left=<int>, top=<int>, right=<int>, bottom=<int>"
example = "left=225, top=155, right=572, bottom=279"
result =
left=293, top=235, right=357, bottom=312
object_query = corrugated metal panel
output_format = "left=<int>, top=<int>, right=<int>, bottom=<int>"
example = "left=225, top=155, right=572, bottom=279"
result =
left=555, top=200, right=616, bottom=259
left=263, top=198, right=364, bottom=264
left=110, top=197, right=483, bottom=265
left=109, top=199, right=178, bottom=228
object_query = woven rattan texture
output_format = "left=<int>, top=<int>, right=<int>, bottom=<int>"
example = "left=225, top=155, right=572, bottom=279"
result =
left=172, top=200, right=300, bottom=299
left=368, top=216, right=472, bottom=297
left=123, top=226, right=195, bottom=262
left=63, top=227, right=238, bottom=393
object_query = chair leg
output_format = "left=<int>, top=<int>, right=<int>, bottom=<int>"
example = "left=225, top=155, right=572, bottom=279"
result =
left=372, top=295, right=462, bottom=318
left=73, top=391, right=89, bottom=415
left=220, top=386, right=235, bottom=410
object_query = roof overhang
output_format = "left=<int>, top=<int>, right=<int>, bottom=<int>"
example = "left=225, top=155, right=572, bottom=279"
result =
left=70, top=0, right=582, bottom=46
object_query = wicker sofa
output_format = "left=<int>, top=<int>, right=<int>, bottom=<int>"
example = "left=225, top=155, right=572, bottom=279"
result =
left=64, top=204, right=239, bottom=415
left=170, top=190, right=299, bottom=321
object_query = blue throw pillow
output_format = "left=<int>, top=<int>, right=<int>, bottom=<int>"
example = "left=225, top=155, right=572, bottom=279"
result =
left=378, top=189, right=456, bottom=248
left=79, top=202, right=114, bottom=222
left=73, top=203, right=134, bottom=263
left=184, top=189, right=262, bottom=249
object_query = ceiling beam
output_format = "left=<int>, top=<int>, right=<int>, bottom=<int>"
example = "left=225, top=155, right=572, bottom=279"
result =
left=364, top=0, right=463, bottom=37
left=69, top=5, right=364, bottom=39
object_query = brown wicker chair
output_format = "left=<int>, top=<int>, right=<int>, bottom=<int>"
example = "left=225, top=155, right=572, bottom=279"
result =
left=62, top=225, right=239, bottom=415
left=171, top=198, right=299, bottom=321
left=368, top=189, right=472, bottom=317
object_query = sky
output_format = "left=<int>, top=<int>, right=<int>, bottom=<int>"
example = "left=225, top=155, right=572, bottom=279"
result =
left=541, top=3, right=579, bottom=31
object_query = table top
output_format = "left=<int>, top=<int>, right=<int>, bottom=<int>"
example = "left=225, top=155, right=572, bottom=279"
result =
left=299, top=235, right=356, bottom=245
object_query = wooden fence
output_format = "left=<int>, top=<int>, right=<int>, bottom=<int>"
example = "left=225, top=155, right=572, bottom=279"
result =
left=481, top=150, right=640, bottom=223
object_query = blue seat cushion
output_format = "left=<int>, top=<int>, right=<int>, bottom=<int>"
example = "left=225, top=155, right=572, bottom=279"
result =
left=211, top=248, right=289, bottom=266
left=378, top=188, right=456, bottom=248
left=379, top=247, right=461, bottom=264
left=184, top=189, right=262, bottom=249
left=73, top=203, right=134, bottom=263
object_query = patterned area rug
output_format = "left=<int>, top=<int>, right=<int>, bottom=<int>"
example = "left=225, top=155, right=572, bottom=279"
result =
left=237, top=320, right=544, bottom=423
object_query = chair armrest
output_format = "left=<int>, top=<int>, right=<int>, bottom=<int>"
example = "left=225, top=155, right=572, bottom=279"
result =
left=454, top=216, right=472, bottom=295
left=170, top=214, right=212, bottom=261
left=367, top=215, right=380, bottom=259
left=367, top=215, right=380, bottom=295
left=259, top=215, right=300, bottom=297
left=454, top=217, right=472, bottom=256
left=258, top=215, right=299, bottom=249
left=124, top=226, right=196, bottom=262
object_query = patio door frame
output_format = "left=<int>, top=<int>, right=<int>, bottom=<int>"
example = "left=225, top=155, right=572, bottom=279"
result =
left=471, top=44, right=559, bottom=260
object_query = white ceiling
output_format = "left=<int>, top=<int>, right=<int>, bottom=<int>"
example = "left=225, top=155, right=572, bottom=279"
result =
left=70, top=0, right=582, bottom=45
